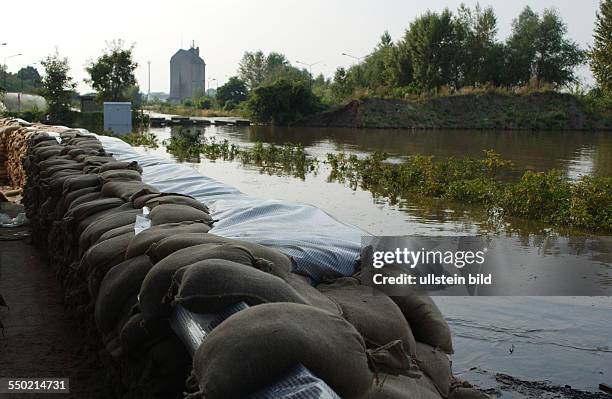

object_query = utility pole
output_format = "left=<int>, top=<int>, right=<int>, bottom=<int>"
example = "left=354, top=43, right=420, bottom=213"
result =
left=147, top=60, right=151, bottom=102
left=295, top=60, right=321, bottom=87
left=341, top=52, right=366, bottom=84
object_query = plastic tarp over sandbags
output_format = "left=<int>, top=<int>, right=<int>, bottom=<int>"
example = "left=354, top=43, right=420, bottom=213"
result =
left=95, top=135, right=366, bottom=281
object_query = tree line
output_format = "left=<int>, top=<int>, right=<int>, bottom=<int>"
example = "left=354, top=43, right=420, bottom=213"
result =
left=219, top=2, right=610, bottom=124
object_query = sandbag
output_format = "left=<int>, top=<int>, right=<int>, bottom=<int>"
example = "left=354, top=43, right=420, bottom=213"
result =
left=144, top=194, right=209, bottom=213
left=64, top=186, right=100, bottom=207
left=318, top=280, right=416, bottom=356
left=147, top=232, right=293, bottom=277
left=124, top=221, right=212, bottom=259
left=415, top=342, right=452, bottom=397
left=192, top=302, right=373, bottom=399
left=448, top=387, right=489, bottom=399
left=81, top=231, right=135, bottom=298
left=361, top=372, right=441, bottom=399
left=149, top=204, right=213, bottom=226
left=390, top=295, right=453, bottom=354
left=139, top=243, right=261, bottom=321
left=68, top=192, right=104, bottom=209
left=95, top=255, right=153, bottom=335
left=99, top=169, right=142, bottom=182
left=170, top=259, right=307, bottom=313
left=79, top=209, right=141, bottom=252
left=284, top=272, right=341, bottom=315
left=65, top=197, right=124, bottom=222
left=99, top=160, right=142, bottom=174
left=95, top=223, right=136, bottom=245
left=102, top=180, right=159, bottom=201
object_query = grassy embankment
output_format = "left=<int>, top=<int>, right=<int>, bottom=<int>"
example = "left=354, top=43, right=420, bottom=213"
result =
left=300, top=91, right=612, bottom=130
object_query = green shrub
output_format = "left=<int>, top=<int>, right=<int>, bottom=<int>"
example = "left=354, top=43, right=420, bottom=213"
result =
left=246, top=79, right=326, bottom=125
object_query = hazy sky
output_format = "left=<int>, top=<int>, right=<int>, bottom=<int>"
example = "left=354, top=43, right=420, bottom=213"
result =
left=0, top=0, right=601, bottom=93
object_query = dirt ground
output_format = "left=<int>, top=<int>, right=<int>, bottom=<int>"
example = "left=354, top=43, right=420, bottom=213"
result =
left=0, top=221, right=109, bottom=398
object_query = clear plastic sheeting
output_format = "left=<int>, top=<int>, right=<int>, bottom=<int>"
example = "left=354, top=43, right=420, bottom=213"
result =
left=246, top=365, right=341, bottom=399
left=169, top=305, right=340, bottom=399
left=169, top=303, right=249, bottom=356
left=95, top=135, right=366, bottom=282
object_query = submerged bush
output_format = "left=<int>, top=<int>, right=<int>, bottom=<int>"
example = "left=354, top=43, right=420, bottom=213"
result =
left=327, top=150, right=612, bottom=232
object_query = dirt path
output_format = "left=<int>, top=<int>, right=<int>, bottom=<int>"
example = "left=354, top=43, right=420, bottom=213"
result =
left=0, top=227, right=108, bottom=399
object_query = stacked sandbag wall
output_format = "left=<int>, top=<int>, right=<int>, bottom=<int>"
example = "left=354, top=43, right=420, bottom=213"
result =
left=1, top=117, right=487, bottom=399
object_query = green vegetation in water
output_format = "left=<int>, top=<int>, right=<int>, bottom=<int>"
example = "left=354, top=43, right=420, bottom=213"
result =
left=164, top=128, right=611, bottom=232
left=327, top=151, right=612, bottom=233
left=164, top=128, right=318, bottom=178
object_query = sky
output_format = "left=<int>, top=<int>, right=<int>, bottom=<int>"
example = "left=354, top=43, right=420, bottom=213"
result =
left=0, top=0, right=602, bottom=93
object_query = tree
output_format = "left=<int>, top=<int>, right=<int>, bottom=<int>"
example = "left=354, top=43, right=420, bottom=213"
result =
left=533, top=9, right=585, bottom=87
left=247, top=79, right=324, bottom=125
left=507, top=7, right=584, bottom=87
left=455, top=4, right=501, bottom=86
left=216, top=76, right=248, bottom=109
left=86, top=40, right=138, bottom=101
left=591, top=0, right=612, bottom=94
left=238, top=51, right=267, bottom=89
left=404, top=9, right=461, bottom=91
left=506, top=7, right=540, bottom=85
left=40, top=51, right=76, bottom=119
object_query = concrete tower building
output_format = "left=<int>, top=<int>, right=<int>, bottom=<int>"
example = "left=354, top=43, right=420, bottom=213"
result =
left=169, top=44, right=206, bottom=102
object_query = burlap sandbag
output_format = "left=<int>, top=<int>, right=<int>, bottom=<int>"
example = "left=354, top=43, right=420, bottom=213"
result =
left=361, top=372, right=441, bottom=399
left=65, top=197, right=125, bottom=222
left=95, top=255, right=153, bottom=335
left=102, top=180, right=159, bottom=201
left=149, top=204, right=213, bottom=226
left=64, top=186, right=100, bottom=208
left=284, top=272, right=341, bottom=315
left=81, top=231, right=135, bottom=298
left=99, top=160, right=142, bottom=174
left=192, top=302, right=373, bottom=399
left=68, top=192, right=103, bottom=210
left=318, top=279, right=416, bottom=356
left=139, top=243, right=261, bottom=321
left=62, top=174, right=101, bottom=193
left=79, top=209, right=141, bottom=252
left=144, top=194, right=210, bottom=214
left=119, top=313, right=172, bottom=357
left=124, top=221, right=212, bottom=259
left=95, top=223, right=136, bottom=245
left=415, top=342, right=452, bottom=397
left=147, top=233, right=293, bottom=277
left=99, top=169, right=142, bottom=183
left=169, top=259, right=307, bottom=314
left=390, top=295, right=453, bottom=354
left=448, top=387, right=489, bottom=399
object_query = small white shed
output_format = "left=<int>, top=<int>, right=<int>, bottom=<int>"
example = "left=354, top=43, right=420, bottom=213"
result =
left=103, top=102, right=132, bottom=135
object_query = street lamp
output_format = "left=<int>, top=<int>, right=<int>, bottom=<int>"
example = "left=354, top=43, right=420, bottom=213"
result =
left=341, top=52, right=366, bottom=83
left=295, top=60, right=321, bottom=86
left=207, top=78, right=217, bottom=92
left=3, top=53, right=22, bottom=92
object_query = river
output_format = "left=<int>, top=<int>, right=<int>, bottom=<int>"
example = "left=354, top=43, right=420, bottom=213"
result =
left=133, top=120, right=611, bottom=397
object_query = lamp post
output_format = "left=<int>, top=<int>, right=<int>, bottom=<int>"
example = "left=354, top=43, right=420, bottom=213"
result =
left=341, top=52, right=365, bottom=84
left=207, top=78, right=216, bottom=92
left=3, top=53, right=22, bottom=92
left=295, top=60, right=321, bottom=86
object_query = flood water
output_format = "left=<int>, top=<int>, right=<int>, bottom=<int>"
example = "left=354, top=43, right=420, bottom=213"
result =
left=135, top=120, right=611, bottom=396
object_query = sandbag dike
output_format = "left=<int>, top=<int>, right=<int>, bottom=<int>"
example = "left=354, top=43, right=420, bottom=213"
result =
left=0, top=117, right=488, bottom=399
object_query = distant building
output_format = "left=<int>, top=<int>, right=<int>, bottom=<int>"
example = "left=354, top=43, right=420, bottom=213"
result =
left=80, top=94, right=102, bottom=113
left=169, top=45, right=205, bottom=102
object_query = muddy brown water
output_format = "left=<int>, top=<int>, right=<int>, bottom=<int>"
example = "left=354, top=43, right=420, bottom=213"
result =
left=133, top=120, right=611, bottom=397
